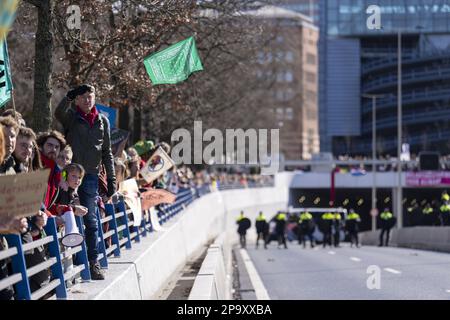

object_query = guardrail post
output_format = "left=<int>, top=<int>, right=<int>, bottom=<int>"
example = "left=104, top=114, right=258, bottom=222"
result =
left=157, top=207, right=164, bottom=225
left=133, top=221, right=141, bottom=243
left=147, top=209, right=153, bottom=233
left=4, top=234, right=32, bottom=300
left=140, top=215, right=147, bottom=237
left=117, top=201, right=132, bottom=249
left=95, top=208, right=108, bottom=269
left=44, top=217, right=67, bottom=299
left=105, top=204, right=120, bottom=257
left=74, top=216, right=91, bottom=281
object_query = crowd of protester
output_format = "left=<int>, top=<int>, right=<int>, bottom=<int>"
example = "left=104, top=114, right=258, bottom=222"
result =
left=0, top=83, right=273, bottom=300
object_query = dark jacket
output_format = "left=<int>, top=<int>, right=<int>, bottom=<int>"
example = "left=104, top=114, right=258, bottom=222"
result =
left=55, top=97, right=116, bottom=182
left=0, top=156, right=16, bottom=175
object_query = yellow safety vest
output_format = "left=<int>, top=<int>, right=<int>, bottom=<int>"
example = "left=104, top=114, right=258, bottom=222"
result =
left=380, top=211, right=393, bottom=220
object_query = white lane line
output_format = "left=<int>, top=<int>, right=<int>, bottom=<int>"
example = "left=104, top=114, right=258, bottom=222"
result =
left=239, top=249, right=270, bottom=300
left=384, top=268, right=402, bottom=274
left=328, top=251, right=336, bottom=255
left=446, top=290, right=450, bottom=293
left=350, top=257, right=361, bottom=262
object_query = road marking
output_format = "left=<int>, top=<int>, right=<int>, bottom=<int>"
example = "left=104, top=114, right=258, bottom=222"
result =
left=328, top=251, right=336, bottom=255
left=240, top=249, right=270, bottom=300
left=350, top=257, right=361, bottom=262
left=384, top=268, right=402, bottom=274
left=446, top=290, right=450, bottom=293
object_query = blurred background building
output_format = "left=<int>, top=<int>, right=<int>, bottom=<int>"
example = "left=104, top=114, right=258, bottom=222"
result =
left=319, top=0, right=450, bottom=157
left=246, top=5, right=320, bottom=160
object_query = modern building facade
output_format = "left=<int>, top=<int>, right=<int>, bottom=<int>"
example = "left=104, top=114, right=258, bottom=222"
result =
left=319, top=0, right=450, bottom=156
left=275, top=0, right=320, bottom=24
left=247, top=5, right=320, bottom=160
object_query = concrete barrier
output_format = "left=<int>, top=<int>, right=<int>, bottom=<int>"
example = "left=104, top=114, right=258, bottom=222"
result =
left=361, top=227, right=450, bottom=252
left=68, top=187, right=288, bottom=300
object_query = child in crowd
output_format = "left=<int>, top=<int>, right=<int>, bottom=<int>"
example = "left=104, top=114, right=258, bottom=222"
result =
left=56, top=146, right=73, bottom=170
left=47, top=163, right=87, bottom=283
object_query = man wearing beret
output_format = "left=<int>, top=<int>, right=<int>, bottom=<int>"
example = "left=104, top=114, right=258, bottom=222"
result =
left=55, top=84, right=116, bottom=280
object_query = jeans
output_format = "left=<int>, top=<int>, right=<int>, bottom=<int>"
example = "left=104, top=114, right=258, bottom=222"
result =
left=78, top=174, right=99, bottom=262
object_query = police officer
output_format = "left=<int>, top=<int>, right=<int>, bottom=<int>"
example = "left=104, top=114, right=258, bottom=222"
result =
left=440, top=202, right=450, bottom=226
left=442, top=191, right=449, bottom=202
left=255, top=211, right=268, bottom=249
left=236, top=211, right=250, bottom=248
left=275, top=211, right=288, bottom=249
left=379, top=208, right=394, bottom=247
left=422, top=203, right=435, bottom=226
left=345, top=209, right=361, bottom=248
left=332, top=211, right=343, bottom=248
left=320, top=212, right=334, bottom=248
left=298, top=211, right=315, bottom=248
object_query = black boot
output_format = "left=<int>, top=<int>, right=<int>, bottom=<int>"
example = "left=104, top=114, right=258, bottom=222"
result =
left=90, top=261, right=105, bottom=280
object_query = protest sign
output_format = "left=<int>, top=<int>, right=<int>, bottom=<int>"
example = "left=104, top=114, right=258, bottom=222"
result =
left=141, top=189, right=176, bottom=211
left=140, top=147, right=175, bottom=183
left=118, top=178, right=142, bottom=226
left=0, top=169, right=49, bottom=219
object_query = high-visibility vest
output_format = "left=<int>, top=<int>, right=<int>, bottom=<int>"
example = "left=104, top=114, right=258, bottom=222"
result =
left=322, top=213, right=334, bottom=220
left=442, top=193, right=450, bottom=201
left=422, top=207, right=434, bottom=215
left=334, top=213, right=342, bottom=220
left=236, top=215, right=245, bottom=222
left=380, top=211, right=393, bottom=220
left=256, top=214, right=266, bottom=221
left=299, top=212, right=313, bottom=222
left=277, top=213, right=287, bottom=221
left=347, top=213, right=360, bottom=220
left=440, top=204, right=450, bottom=212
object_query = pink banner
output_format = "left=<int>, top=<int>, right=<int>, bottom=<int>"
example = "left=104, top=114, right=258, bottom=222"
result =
left=406, top=171, right=450, bottom=186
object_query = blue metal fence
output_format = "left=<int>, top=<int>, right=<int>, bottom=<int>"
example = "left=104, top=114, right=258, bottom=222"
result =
left=0, top=186, right=206, bottom=300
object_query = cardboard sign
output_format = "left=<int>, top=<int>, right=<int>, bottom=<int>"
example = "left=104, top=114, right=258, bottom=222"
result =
left=0, top=169, right=50, bottom=219
left=118, top=178, right=142, bottom=226
left=140, top=147, right=175, bottom=183
left=110, top=128, right=130, bottom=157
left=141, top=189, right=176, bottom=211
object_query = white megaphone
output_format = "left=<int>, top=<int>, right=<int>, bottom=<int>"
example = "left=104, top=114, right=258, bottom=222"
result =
left=61, top=210, right=84, bottom=247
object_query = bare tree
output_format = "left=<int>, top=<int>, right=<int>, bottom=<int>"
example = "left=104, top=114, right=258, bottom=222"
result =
left=22, top=0, right=55, bottom=133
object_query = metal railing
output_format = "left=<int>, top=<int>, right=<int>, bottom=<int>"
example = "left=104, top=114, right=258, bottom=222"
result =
left=0, top=186, right=205, bottom=300
left=0, top=180, right=277, bottom=299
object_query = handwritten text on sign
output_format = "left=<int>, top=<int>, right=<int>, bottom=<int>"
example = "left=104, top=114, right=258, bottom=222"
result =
left=0, top=169, right=50, bottom=218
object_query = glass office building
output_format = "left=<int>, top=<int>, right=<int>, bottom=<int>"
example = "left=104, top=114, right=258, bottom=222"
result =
left=319, top=0, right=450, bottom=156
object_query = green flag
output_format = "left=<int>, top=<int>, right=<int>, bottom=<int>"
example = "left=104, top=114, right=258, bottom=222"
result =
left=0, top=40, right=12, bottom=108
left=143, top=36, right=203, bottom=85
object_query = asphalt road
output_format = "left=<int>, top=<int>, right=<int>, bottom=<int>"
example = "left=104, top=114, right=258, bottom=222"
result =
left=238, top=241, right=450, bottom=300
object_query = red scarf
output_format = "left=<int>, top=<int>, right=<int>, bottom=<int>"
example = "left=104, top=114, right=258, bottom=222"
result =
left=76, top=105, right=99, bottom=128
left=40, top=153, right=61, bottom=210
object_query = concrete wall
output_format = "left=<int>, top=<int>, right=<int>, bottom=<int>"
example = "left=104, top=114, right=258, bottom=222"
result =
left=361, top=227, right=450, bottom=252
left=92, top=186, right=289, bottom=300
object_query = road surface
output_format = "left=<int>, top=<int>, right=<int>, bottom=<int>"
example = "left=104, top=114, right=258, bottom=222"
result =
left=235, top=241, right=450, bottom=300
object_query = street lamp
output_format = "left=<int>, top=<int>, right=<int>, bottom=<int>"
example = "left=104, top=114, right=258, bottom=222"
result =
left=397, top=30, right=403, bottom=229
left=362, top=93, right=386, bottom=231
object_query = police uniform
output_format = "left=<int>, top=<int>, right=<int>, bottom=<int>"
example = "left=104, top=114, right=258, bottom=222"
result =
left=320, top=212, right=334, bottom=248
left=275, top=212, right=288, bottom=249
left=440, top=203, right=450, bottom=226
left=379, top=210, right=394, bottom=247
left=345, top=211, right=361, bottom=248
left=332, top=212, right=343, bottom=248
left=298, top=212, right=315, bottom=248
left=255, top=213, right=268, bottom=249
